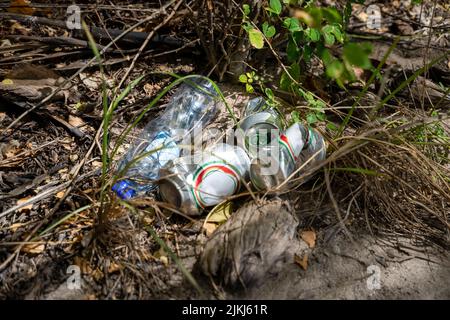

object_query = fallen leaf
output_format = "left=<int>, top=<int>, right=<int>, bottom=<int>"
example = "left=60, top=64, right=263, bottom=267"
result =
left=357, top=11, right=368, bottom=23
left=159, top=255, right=169, bottom=266
left=69, top=154, right=79, bottom=162
left=107, top=262, right=122, bottom=274
left=294, top=253, right=308, bottom=271
left=91, top=161, right=103, bottom=169
left=16, top=197, right=33, bottom=212
left=154, top=247, right=169, bottom=266
left=203, top=222, right=218, bottom=236
left=74, top=256, right=93, bottom=274
left=301, top=230, right=316, bottom=248
left=22, top=243, right=45, bottom=254
left=10, top=222, right=25, bottom=232
left=68, top=115, right=85, bottom=128
left=8, top=0, right=35, bottom=15
left=92, top=268, right=104, bottom=281
left=1, top=79, right=14, bottom=85
left=55, top=191, right=66, bottom=199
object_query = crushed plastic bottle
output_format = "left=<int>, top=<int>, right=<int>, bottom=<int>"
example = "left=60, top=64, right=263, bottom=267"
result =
left=112, top=76, right=220, bottom=200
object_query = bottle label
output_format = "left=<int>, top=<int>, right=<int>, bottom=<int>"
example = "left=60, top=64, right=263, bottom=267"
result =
left=145, top=131, right=180, bottom=167
left=191, top=160, right=241, bottom=208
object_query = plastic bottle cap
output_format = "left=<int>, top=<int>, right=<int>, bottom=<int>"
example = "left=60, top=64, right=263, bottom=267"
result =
left=112, top=180, right=137, bottom=200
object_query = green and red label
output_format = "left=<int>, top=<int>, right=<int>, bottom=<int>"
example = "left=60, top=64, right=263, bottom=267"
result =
left=190, top=161, right=241, bottom=208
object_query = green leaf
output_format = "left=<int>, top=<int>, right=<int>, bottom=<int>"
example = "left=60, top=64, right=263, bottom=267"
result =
left=316, top=112, right=326, bottom=121
left=322, top=31, right=335, bottom=46
left=289, top=62, right=301, bottom=81
left=291, top=110, right=301, bottom=123
left=280, top=71, right=292, bottom=91
left=307, top=7, right=323, bottom=28
left=242, top=22, right=253, bottom=32
left=320, top=48, right=333, bottom=66
left=305, top=28, right=320, bottom=42
left=243, top=4, right=250, bottom=16
left=331, top=25, right=344, bottom=43
left=246, top=83, right=254, bottom=93
left=306, top=113, right=318, bottom=124
left=248, top=28, right=264, bottom=49
left=322, top=25, right=335, bottom=45
left=262, top=22, right=276, bottom=38
left=239, top=74, right=248, bottom=83
left=343, top=43, right=372, bottom=69
left=267, top=26, right=276, bottom=38
left=270, top=0, right=282, bottom=15
left=326, top=122, right=339, bottom=131
left=303, top=45, right=313, bottom=63
left=287, top=35, right=300, bottom=62
left=283, top=17, right=302, bottom=32
left=265, top=87, right=274, bottom=100
left=322, top=8, right=342, bottom=24
left=326, top=60, right=344, bottom=79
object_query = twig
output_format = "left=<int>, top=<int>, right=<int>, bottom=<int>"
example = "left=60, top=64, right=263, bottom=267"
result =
left=1, top=0, right=175, bottom=136
left=117, top=0, right=183, bottom=89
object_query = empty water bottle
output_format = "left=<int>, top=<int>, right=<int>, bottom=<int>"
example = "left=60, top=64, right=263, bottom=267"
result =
left=112, top=76, right=220, bottom=199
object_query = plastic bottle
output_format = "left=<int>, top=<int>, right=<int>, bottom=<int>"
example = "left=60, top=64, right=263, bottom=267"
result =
left=112, top=76, right=220, bottom=199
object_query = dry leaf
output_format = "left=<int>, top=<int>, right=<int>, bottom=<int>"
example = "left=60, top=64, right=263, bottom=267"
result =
left=69, top=154, right=79, bottom=162
left=92, top=268, right=104, bottom=281
left=301, top=230, right=316, bottom=248
left=107, top=262, right=122, bottom=274
left=73, top=256, right=95, bottom=274
left=16, top=197, right=33, bottom=212
left=2, top=79, right=14, bottom=85
left=68, top=115, right=85, bottom=128
left=91, top=161, right=103, bottom=169
left=22, top=243, right=45, bottom=254
left=10, top=222, right=25, bottom=232
left=203, top=222, right=218, bottom=236
left=8, top=0, right=35, bottom=15
left=357, top=11, right=368, bottom=22
left=55, top=191, right=66, bottom=199
left=159, top=256, right=169, bottom=266
left=294, top=253, right=308, bottom=271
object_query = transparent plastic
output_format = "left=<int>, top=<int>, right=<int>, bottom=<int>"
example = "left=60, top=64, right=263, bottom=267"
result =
left=112, top=77, right=220, bottom=199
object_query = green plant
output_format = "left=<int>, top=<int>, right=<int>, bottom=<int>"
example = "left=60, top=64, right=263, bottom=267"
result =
left=240, top=1, right=374, bottom=128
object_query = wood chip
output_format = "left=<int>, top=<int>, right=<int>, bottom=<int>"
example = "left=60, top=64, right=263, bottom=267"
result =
left=294, top=253, right=308, bottom=271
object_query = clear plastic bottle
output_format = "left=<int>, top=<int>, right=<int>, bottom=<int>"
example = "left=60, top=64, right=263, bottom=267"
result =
left=112, top=76, right=220, bottom=199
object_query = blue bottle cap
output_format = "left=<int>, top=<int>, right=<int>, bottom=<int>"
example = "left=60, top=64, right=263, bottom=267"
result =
left=112, top=180, right=137, bottom=200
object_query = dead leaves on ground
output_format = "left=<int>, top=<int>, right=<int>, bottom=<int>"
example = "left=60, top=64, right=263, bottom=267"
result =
left=295, top=230, right=317, bottom=271
left=294, top=253, right=309, bottom=271
left=301, top=230, right=316, bottom=249
left=16, top=196, right=33, bottom=212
